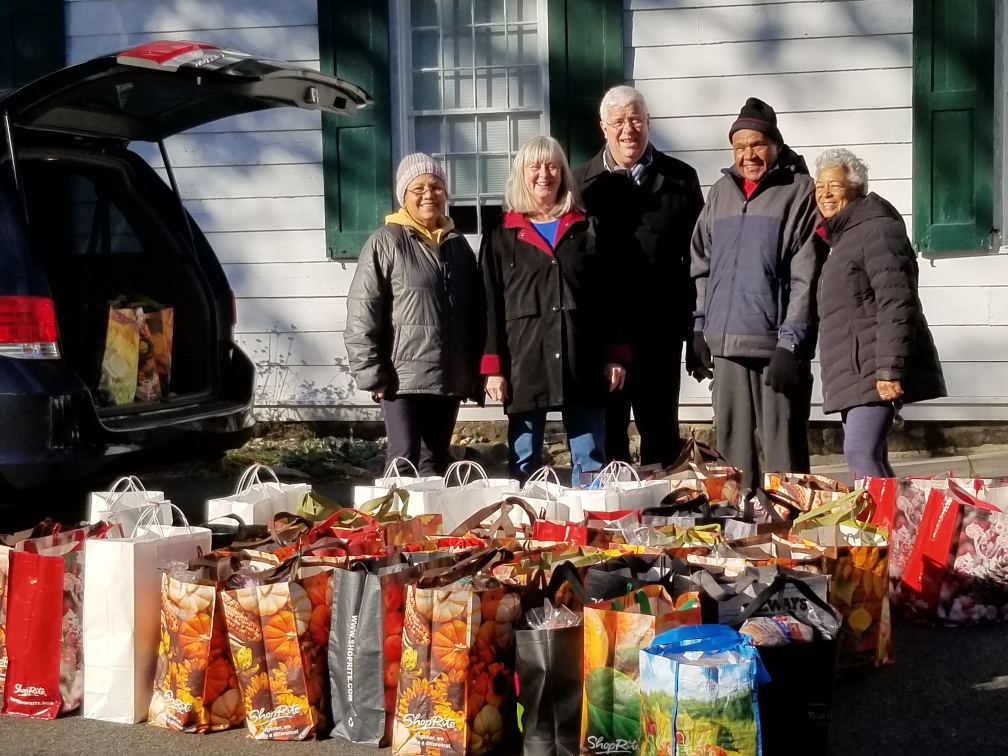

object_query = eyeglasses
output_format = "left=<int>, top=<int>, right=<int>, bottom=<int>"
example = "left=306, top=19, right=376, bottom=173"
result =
left=407, top=185, right=446, bottom=198
left=605, top=117, right=646, bottom=131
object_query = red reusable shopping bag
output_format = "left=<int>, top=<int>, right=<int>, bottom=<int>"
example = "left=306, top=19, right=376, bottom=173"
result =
left=899, top=489, right=964, bottom=624
left=863, top=477, right=897, bottom=529
left=531, top=520, right=588, bottom=546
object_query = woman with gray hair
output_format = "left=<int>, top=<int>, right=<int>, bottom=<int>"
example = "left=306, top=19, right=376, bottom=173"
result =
left=345, top=153, right=484, bottom=475
left=481, top=135, right=628, bottom=483
left=814, top=147, right=945, bottom=479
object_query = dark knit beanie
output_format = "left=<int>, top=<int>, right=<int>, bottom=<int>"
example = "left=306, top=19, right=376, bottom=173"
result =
left=728, top=97, right=783, bottom=147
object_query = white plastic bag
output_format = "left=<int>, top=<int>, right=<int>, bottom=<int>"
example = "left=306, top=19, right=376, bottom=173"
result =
left=557, top=461, right=669, bottom=519
left=351, top=456, right=442, bottom=507
left=403, top=461, right=520, bottom=533
left=87, top=476, right=171, bottom=533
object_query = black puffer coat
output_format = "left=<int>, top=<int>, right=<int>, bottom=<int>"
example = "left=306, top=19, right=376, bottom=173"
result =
left=480, top=211, right=625, bottom=414
left=817, top=193, right=946, bottom=414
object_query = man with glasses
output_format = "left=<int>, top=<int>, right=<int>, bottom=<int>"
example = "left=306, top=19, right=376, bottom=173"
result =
left=574, top=85, right=705, bottom=468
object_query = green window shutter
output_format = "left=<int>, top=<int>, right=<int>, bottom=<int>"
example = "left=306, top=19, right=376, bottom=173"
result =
left=0, top=0, right=65, bottom=94
left=318, top=0, right=394, bottom=260
left=548, top=0, right=624, bottom=169
left=912, top=0, right=995, bottom=254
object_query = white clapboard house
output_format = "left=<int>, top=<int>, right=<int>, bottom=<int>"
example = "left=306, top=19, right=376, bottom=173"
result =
left=2, top=0, right=1005, bottom=423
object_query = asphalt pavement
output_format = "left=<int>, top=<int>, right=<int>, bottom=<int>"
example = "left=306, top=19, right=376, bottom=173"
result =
left=4, top=449, right=1008, bottom=754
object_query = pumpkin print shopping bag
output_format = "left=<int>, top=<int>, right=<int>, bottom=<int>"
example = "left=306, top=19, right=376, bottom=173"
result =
left=148, top=572, right=244, bottom=732
left=223, top=565, right=334, bottom=740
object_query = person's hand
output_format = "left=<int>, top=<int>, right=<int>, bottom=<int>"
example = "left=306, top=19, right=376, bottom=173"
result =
left=765, top=347, right=805, bottom=394
left=604, top=363, right=626, bottom=392
left=485, top=375, right=509, bottom=402
left=370, top=387, right=386, bottom=403
left=689, top=331, right=714, bottom=381
left=877, top=380, right=904, bottom=402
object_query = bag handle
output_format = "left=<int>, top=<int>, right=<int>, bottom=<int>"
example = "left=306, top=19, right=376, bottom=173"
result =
left=732, top=570, right=839, bottom=629
left=129, top=502, right=192, bottom=539
left=591, top=461, right=641, bottom=490
left=521, top=466, right=564, bottom=502
left=381, top=456, right=422, bottom=481
left=443, top=460, right=491, bottom=489
left=792, top=490, right=874, bottom=528
left=544, top=560, right=593, bottom=606
left=417, top=546, right=509, bottom=588
left=359, top=486, right=410, bottom=519
left=235, top=463, right=281, bottom=496
left=648, top=622, right=740, bottom=653
left=448, top=497, right=538, bottom=539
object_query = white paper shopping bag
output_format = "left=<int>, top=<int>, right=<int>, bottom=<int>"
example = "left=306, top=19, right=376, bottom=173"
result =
left=82, top=504, right=211, bottom=723
left=352, top=456, right=442, bottom=507
left=557, top=461, right=670, bottom=518
left=205, top=463, right=311, bottom=525
left=404, top=461, right=519, bottom=533
left=88, top=476, right=170, bottom=533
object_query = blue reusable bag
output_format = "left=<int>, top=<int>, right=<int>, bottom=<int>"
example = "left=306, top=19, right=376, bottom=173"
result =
left=639, top=625, right=770, bottom=756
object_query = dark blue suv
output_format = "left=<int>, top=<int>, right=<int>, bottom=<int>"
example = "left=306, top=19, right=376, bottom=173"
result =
left=0, top=41, right=370, bottom=490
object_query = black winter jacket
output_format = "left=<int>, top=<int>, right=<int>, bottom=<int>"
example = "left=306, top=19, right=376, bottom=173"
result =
left=345, top=223, right=484, bottom=400
left=573, top=147, right=705, bottom=352
left=480, top=211, right=625, bottom=414
left=817, top=193, right=946, bottom=414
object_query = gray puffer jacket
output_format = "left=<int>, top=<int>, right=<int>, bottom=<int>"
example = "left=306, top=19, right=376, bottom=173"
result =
left=345, top=223, right=484, bottom=399
left=690, top=148, right=824, bottom=360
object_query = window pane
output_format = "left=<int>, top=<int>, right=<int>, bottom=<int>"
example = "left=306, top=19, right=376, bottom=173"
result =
left=478, top=114, right=509, bottom=151
left=443, top=28, right=473, bottom=69
left=506, top=0, right=537, bottom=22
left=474, top=0, right=504, bottom=24
left=480, top=204, right=504, bottom=234
left=474, top=25, right=506, bottom=66
left=511, top=113, right=540, bottom=150
left=450, top=203, right=478, bottom=234
left=414, top=116, right=443, bottom=154
left=447, top=155, right=478, bottom=198
left=448, top=116, right=477, bottom=153
left=443, top=69, right=475, bottom=109
left=480, top=155, right=510, bottom=193
left=476, top=67, right=507, bottom=109
left=411, top=0, right=438, bottom=26
left=443, top=0, right=473, bottom=25
left=413, top=71, right=441, bottom=110
left=508, top=66, right=540, bottom=108
left=508, top=25, right=537, bottom=65
left=412, top=29, right=440, bottom=69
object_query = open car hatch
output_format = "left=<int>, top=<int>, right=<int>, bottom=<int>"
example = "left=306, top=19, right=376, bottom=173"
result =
left=0, top=40, right=372, bottom=142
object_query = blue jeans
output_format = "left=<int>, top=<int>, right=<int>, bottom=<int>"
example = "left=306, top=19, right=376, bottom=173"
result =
left=508, top=404, right=607, bottom=485
left=841, top=402, right=898, bottom=480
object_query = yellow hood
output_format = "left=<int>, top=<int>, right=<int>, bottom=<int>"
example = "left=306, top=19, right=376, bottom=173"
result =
left=385, top=207, right=454, bottom=250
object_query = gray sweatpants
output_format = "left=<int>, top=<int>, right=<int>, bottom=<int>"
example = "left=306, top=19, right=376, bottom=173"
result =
left=712, top=356, right=813, bottom=493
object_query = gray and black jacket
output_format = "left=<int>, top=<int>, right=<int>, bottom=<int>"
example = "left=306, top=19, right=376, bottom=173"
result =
left=690, top=148, right=824, bottom=360
left=817, top=193, right=946, bottom=414
left=345, top=223, right=484, bottom=400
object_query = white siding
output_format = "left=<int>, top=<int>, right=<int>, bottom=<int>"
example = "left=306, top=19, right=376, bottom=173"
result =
left=65, top=0, right=367, bottom=420
left=627, top=0, right=1008, bottom=421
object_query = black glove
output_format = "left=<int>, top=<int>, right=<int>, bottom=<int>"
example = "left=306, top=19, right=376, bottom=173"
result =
left=764, top=347, right=806, bottom=394
left=688, top=331, right=714, bottom=381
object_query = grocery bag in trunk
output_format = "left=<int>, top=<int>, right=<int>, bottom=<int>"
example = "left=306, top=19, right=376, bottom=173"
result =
left=136, top=304, right=173, bottom=401
left=82, top=505, right=212, bottom=723
left=639, top=625, right=769, bottom=756
left=98, top=306, right=143, bottom=406
left=207, top=463, right=312, bottom=525
left=3, top=522, right=119, bottom=718
left=88, top=475, right=172, bottom=533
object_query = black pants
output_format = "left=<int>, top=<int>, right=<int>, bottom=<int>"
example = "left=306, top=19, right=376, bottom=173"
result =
left=712, top=356, right=812, bottom=493
left=380, top=394, right=461, bottom=476
left=605, top=343, right=684, bottom=467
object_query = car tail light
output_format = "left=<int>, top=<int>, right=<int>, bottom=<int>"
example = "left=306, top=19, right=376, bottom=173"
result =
left=0, top=296, right=61, bottom=359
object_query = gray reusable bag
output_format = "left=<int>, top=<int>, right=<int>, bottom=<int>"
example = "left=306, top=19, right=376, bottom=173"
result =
left=328, top=563, right=387, bottom=745
left=515, top=624, right=584, bottom=756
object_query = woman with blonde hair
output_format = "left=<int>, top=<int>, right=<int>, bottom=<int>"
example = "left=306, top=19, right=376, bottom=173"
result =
left=480, top=135, right=629, bottom=483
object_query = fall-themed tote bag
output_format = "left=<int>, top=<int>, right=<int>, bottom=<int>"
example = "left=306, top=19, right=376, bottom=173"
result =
left=222, top=559, right=335, bottom=740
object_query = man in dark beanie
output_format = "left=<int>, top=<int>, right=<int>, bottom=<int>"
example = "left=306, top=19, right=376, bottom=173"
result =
left=574, top=85, right=704, bottom=468
left=690, top=97, right=824, bottom=492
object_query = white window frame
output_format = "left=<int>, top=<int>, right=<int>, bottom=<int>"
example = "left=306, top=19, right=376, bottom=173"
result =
left=389, top=0, right=551, bottom=246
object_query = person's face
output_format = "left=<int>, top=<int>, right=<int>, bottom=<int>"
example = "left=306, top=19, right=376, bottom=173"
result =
left=601, top=103, right=650, bottom=167
left=815, top=166, right=858, bottom=219
left=403, top=174, right=446, bottom=226
left=732, top=129, right=779, bottom=183
left=524, top=159, right=561, bottom=209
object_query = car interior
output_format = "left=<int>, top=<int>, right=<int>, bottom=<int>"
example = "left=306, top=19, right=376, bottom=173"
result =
left=17, top=149, right=216, bottom=414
